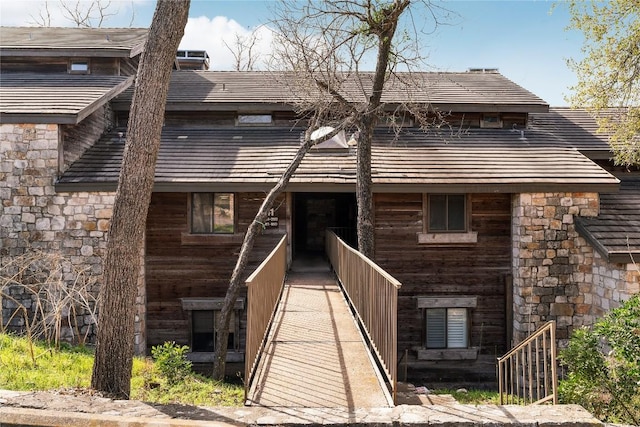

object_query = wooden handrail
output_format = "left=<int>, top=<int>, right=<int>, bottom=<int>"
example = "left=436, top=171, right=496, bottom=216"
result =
left=244, top=235, right=288, bottom=403
left=498, top=320, right=558, bottom=405
left=325, top=230, right=401, bottom=404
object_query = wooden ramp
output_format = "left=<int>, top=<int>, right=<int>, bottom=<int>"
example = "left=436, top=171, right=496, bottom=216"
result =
left=246, top=258, right=392, bottom=408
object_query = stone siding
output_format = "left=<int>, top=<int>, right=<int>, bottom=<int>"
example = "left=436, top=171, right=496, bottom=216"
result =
left=1, top=122, right=146, bottom=354
left=587, top=252, right=639, bottom=317
left=511, top=192, right=599, bottom=345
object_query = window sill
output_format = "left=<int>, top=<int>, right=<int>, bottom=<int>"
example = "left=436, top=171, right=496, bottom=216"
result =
left=417, top=231, right=478, bottom=245
left=181, top=232, right=244, bottom=246
left=416, top=347, right=479, bottom=361
left=187, top=351, right=244, bottom=363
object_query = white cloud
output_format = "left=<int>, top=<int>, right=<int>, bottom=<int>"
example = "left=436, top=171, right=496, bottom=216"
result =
left=179, top=15, right=275, bottom=71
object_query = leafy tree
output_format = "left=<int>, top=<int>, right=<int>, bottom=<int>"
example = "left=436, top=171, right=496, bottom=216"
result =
left=91, top=0, right=190, bottom=399
left=567, top=0, right=640, bottom=166
left=559, top=294, right=640, bottom=424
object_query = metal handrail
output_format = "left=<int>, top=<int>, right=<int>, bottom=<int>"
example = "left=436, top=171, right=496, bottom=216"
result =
left=498, top=320, right=558, bottom=405
left=325, top=230, right=401, bottom=403
left=244, top=235, right=288, bottom=402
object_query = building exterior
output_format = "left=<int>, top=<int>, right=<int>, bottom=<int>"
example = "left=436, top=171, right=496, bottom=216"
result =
left=1, top=27, right=637, bottom=379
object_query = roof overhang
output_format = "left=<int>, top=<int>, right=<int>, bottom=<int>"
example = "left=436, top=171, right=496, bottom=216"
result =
left=575, top=219, right=639, bottom=264
left=55, top=180, right=619, bottom=194
left=0, top=74, right=134, bottom=125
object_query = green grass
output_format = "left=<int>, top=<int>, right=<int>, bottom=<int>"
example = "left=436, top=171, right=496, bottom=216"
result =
left=0, top=333, right=243, bottom=406
left=432, top=388, right=502, bottom=404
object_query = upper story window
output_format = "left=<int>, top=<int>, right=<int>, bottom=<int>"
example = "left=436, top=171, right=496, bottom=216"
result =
left=69, top=60, right=89, bottom=74
left=428, top=194, right=467, bottom=232
left=418, top=194, right=477, bottom=244
left=480, top=113, right=502, bottom=129
left=237, top=114, right=272, bottom=126
left=191, top=193, right=235, bottom=234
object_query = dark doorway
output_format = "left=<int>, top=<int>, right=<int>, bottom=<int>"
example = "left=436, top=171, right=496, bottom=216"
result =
left=293, top=192, right=357, bottom=255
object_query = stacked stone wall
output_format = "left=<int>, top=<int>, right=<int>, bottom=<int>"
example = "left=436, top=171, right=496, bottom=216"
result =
left=587, top=252, right=639, bottom=317
left=1, top=122, right=145, bottom=354
left=512, top=192, right=599, bottom=345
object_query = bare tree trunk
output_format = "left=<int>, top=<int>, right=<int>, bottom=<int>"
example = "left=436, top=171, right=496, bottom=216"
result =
left=356, top=1, right=409, bottom=258
left=91, top=0, right=190, bottom=399
left=212, top=123, right=341, bottom=380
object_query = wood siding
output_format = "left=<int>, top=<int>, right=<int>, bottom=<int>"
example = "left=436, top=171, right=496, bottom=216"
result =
left=373, top=193, right=512, bottom=356
left=61, top=105, right=113, bottom=171
left=0, top=57, right=134, bottom=75
left=145, top=192, right=287, bottom=351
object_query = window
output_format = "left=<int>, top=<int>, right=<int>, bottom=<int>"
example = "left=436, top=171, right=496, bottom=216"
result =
left=425, top=308, right=468, bottom=349
left=69, top=60, right=89, bottom=74
left=428, top=194, right=466, bottom=232
left=191, top=193, right=235, bottom=234
left=480, top=113, right=502, bottom=128
left=237, top=114, right=272, bottom=125
left=417, top=296, right=477, bottom=359
left=191, top=310, right=236, bottom=352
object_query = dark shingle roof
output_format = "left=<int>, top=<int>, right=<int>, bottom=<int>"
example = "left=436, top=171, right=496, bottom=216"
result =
left=0, top=73, right=134, bottom=124
left=111, top=71, right=549, bottom=112
left=57, top=127, right=618, bottom=193
left=0, top=27, right=148, bottom=58
left=529, top=107, right=612, bottom=159
left=576, top=178, right=640, bottom=263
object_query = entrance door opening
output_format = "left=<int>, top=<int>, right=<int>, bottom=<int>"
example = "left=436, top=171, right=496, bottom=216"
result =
left=293, top=192, right=357, bottom=256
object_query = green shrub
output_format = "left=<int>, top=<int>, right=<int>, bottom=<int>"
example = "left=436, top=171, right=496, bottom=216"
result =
left=559, top=294, right=640, bottom=425
left=151, top=341, right=192, bottom=385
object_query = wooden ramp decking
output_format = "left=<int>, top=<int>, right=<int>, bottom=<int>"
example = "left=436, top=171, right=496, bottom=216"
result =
left=246, top=257, right=392, bottom=408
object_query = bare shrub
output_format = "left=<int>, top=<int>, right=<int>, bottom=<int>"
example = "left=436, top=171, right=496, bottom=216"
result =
left=0, top=250, right=100, bottom=349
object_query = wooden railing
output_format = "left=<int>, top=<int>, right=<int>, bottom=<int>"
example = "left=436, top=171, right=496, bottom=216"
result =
left=498, top=320, right=558, bottom=405
left=244, top=235, right=288, bottom=401
left=325, top=230, right=401, bottom=403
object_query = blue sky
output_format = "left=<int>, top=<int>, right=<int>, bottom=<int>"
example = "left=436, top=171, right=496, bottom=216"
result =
left=0, top=0, right=582, bottom=105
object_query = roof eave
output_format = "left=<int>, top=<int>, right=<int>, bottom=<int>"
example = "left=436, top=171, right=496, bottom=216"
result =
left=55, top=180, right=620, bottom=194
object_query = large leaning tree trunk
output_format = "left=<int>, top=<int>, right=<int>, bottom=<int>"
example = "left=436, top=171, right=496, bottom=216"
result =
left=91, top=0, right=190, bottom=399
left=212, top=116, right=351, bottom=380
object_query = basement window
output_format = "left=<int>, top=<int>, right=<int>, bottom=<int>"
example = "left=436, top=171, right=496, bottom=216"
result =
left=181, top=298, right=244, bottom=361
left=416, top=296, right=478, bottom=360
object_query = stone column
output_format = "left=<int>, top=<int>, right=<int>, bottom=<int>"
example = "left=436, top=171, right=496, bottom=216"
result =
left=511, top=192, right=598, bottom=345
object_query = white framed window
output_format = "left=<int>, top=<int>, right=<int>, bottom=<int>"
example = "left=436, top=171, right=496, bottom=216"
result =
left=191, top=193, right=235, bottom=234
